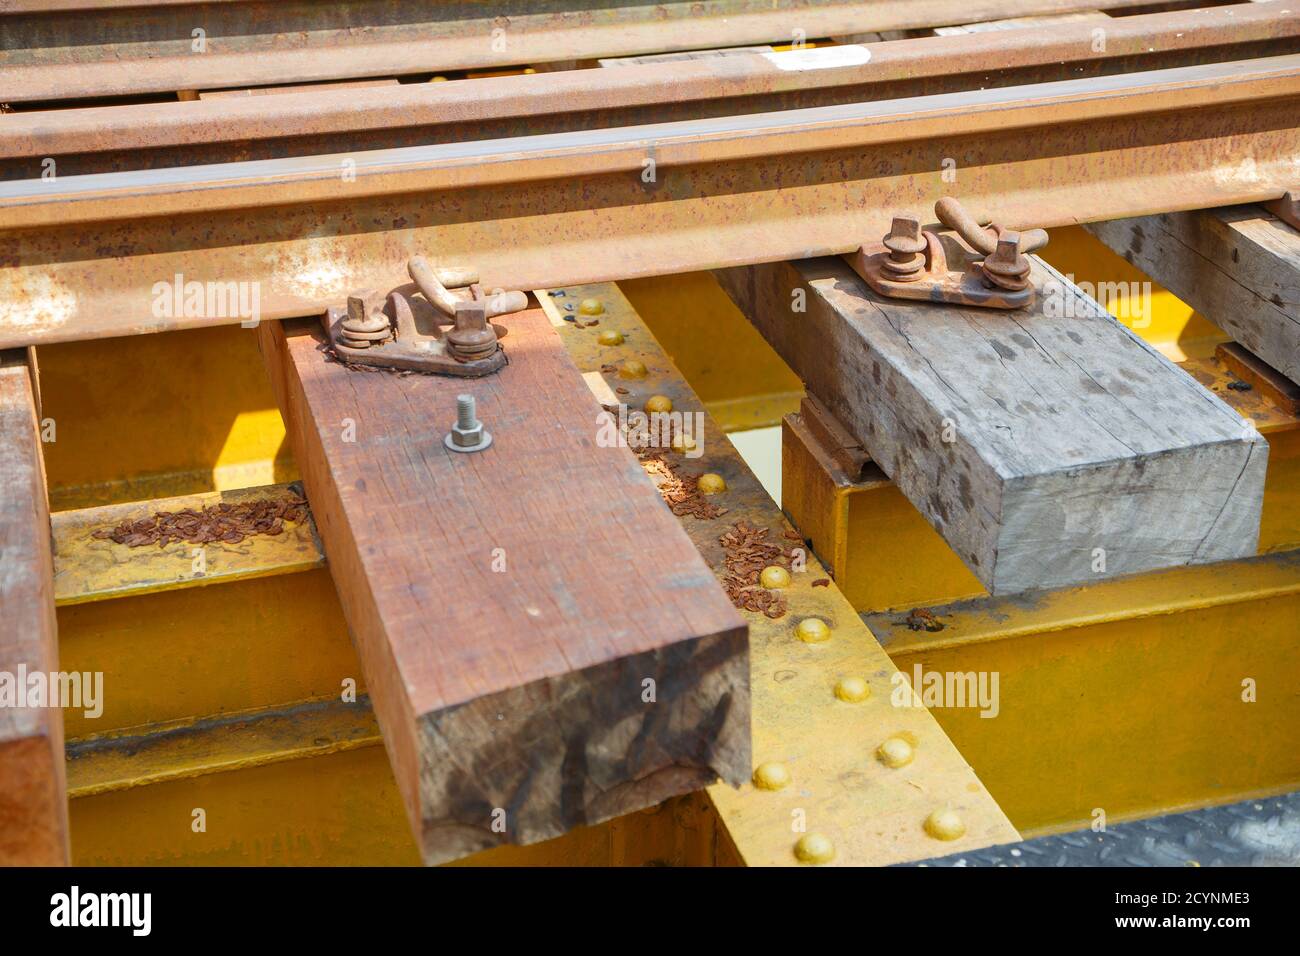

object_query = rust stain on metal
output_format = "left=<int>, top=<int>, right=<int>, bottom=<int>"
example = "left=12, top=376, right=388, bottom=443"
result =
left=0, top=0, right=1177, bottom=103
left=640, top=452, right=728, bottom=521
left=91, top=495, right=308, bottom=549
left=3, top=5, right=1294, bottom=160
left=720, top=521, right=799, bottom=620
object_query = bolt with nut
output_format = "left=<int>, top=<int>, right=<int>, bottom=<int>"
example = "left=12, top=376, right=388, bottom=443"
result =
left=981, top=232, right=1032, bottom=291
left=881, top=215, right=928, bottom=282
left=445, top=394, right=492, bottom=453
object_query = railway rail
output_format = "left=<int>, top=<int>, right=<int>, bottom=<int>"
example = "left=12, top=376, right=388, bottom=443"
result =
left=1, top=0, right=1299, bottom=872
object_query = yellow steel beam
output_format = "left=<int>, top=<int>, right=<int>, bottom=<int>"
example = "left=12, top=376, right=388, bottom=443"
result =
left=618, top=273, right=803, bottom=432
left=36, top=325, right=294, bottom=512
left=69, top=724, right=420, bottom=867
left=52, top=482, right=321, bottom=605
left=57, top=569, right=358, bottom=739
left=66, top=691, right=725, bottom=866
left=68, top=698, right=380, bottom=800
left=865, top=551, right=1300, bottom=835
left=547, top=282, right=1018, bottom=865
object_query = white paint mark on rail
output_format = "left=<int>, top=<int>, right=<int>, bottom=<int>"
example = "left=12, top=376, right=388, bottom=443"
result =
left=763, top=45, right=871, bottom=71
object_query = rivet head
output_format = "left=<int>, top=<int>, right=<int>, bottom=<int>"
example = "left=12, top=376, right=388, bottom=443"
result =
left=760, top=565, right=791, bottom=589
left=924, top=808, right=966, bottom=841
left=697, top=473, right=727, bottom=494
left=671, top=432, right=697, bottom=455
left=877, top=737, right=914, bottom=768
left=834, top=676, right=870, bottom=702
left=794, top=833, right=835, bottom=864
left=644, top=394, right=673, bottom=414
left=752, top=762, right=791, bottom=791
left=618, top=360, right=649, bottom=380
left=579, top=298, right=605, bottom=316
left=796, top=618, right=830, bottom=643
left=596, top=330, right=624, bottom=346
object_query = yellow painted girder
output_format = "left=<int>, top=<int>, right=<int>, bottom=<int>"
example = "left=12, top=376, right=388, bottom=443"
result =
left=70, top=740, right=420, bottom=867
left=36, top=324, right=295, bottom=512
left=66, top=693, right=723, bottom=866
left=57, top=569, right=359, bottom=739
left=67, top=697, right=381, bottom=799
left=52, top=482, right=321, bottom=605
left=547, top=282, right=1018, bottom=866
left=866, top=551, right=1300, bottom=835
left=618, top=272, right=804, bottom=432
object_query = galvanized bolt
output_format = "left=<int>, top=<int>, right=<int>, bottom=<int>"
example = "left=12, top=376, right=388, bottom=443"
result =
left=882, top=215, right=927, bottom=281
left=445, top=394, right=493, bottom=453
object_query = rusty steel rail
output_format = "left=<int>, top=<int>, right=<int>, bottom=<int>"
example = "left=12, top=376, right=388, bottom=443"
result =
left=0, top=0, right=1175, bottom=103
left=0, top=54, right=1297, bottom=348
left=3, top=3, right=1297, bottom=179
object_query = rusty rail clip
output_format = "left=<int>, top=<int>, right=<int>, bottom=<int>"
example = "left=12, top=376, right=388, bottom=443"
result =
left=323, top=256, right=528, bottom=376
left=847, top=198, right=1049, bottom=310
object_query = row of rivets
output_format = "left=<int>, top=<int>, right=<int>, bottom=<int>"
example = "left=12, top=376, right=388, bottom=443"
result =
left=577, top=291, right=967, bottom=864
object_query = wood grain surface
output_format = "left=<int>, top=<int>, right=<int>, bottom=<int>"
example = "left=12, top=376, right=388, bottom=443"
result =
left=259, top=309, right=749, bottom=864
left=1088, top=206, right=1300, bottom=385
left=717, top=255, right=1266, bottom=594
left=0, top=351, right=69, bottom=865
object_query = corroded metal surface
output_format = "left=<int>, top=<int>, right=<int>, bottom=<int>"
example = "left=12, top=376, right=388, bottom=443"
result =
left=3, top=4, right=1295, bottom=175
left=0, top=0, right=1167, bottom=102
left=2, top=57, right=1297, bottom=349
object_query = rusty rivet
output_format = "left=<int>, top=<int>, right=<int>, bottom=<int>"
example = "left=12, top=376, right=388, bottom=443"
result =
left=579, top=297, right=605, bottom=316
left=618, top=360, right=649, bottom=380
left=760, top=565, right=792, bottom=589
left=834, top=676, right=870, bottom=702
left=644, top=394, right=673, bottom=414
left=752, top=762, right=792, bottom=791
left=924, top=808, right=966, bottom=841
left=596, top=329, right=624, bottom=346
left=697, top=473, right=727, bottom=494
left=796, top=618, right=831, bottom=643
left=794, top=833, right=835, bottom=864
